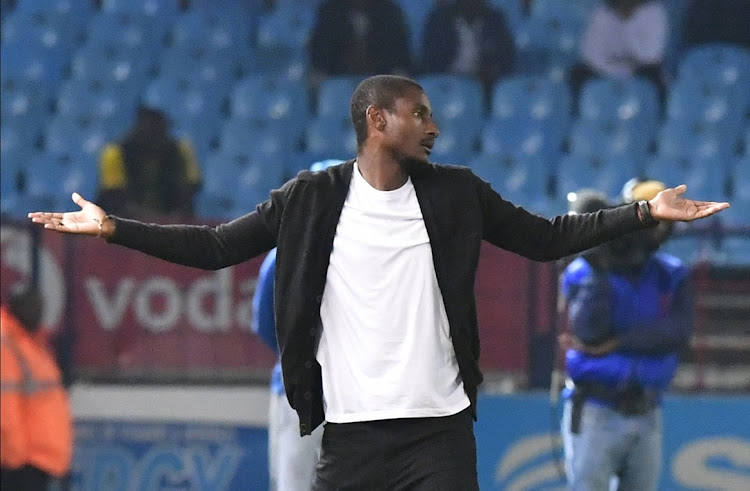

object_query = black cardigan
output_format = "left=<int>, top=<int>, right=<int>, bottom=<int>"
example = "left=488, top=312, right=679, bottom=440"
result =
left=109, top=159, right=647, bottom=435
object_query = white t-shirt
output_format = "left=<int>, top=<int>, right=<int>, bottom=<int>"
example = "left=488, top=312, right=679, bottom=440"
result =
left=580, top=1, right=668, bottom=77
left=316, top=163, right=470, bottom=423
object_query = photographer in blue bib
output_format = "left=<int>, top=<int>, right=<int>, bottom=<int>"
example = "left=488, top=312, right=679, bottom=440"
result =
left=559, top=179, right=693, bottom=491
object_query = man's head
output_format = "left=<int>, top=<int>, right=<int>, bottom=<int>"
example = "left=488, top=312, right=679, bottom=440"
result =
left=8, top=286, right=43, bottom=333
left=350, top=75, right=439, bottom=165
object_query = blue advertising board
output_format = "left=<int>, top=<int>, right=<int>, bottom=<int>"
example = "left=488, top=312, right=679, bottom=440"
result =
left=71, top=420, right=269, bottom=491
left=475, top=393, right=750, bottom=490
left=70, top=393, right=749, bottom=490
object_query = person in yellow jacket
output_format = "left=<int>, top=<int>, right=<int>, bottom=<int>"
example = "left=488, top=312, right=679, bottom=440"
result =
left=1, top=288, right=73, bottom=491
left=97, top=106, right=202, bottom=220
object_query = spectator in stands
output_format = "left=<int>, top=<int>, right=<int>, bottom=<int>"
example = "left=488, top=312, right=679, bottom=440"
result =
left=96, top=106, right=202, bottom=220
left=559, top=179, right=692, bottom=491
left=683, top=0, right=750, bottom=49
left=252, top=160, right=340, bottom=491
left=29, top=75, right=729, bottom=490
left=308, top=0, right=412, bottom=86
left=569, top=0, right=670, bottom=112
left=422, top=0, right=516, bottom=99
left=1, top=287, right=73, bottom=491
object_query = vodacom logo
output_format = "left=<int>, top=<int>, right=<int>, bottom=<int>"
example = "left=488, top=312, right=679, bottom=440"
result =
left=494, top=433, right=566, bottom=490
left=0, top=224, right=66, bottom=330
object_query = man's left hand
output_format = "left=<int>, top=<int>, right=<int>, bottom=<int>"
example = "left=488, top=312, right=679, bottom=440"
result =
left=649, top=184, right=729, bottom=222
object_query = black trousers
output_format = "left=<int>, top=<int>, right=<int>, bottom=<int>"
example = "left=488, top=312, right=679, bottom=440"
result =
left=0, top=465, right=51, bottom=491
left=312, top=408, right=478, bottom=491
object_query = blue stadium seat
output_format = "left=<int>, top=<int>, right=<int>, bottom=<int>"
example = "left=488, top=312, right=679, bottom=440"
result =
left=44, top=115, right=111, bottom=161
left=429, top=119, right=478, bottom=164
left=579, top=77, right=661, bottom=134
left=142, top=77, right=226, bottom=130
left=481, top=116, right=564, bottom=161
left=100, top=0, right=179, bottom=43
left=731, top=157, right=750, bottom=201
left=513, top=14, right=579, bottom=81
left=469, top=152, right=550, bottom=204
left=230, top=74, right=310, bottom=137
left=677, top=44, right=750, bottom=110
left=718, top=198, right=750, bottom=228
left=198, top=147, right=286, bottom=219
left=84, top=12, right=154, bottom=62
left=317, top=76, right=364, bottom=119
left=219, top=118, right=296, bottom=159
left=666, top=79, right=744, bottom=143
left=656, top=119, right=734, bottom=164
left=491, top=76, right=571, bottom=144
left=569, top=119, right=651, bottom=165
left=256, top=4, right=315, bottom=52
left=418, top=74, right=485, bottom=141
left=556, top=153, right=636, bottom=198
left=157, top=45, right=238, bottom=89
left=24, top=151, right=98, bottom=212
left=304, top=116, right=357, bottom=161
left=645, top=154, right=728, bottom=199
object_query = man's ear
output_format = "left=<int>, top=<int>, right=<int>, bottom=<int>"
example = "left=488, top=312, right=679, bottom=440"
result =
left=366, top=105, right=386, bottom=132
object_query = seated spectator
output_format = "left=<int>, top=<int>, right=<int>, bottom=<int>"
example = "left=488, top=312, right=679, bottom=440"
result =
left=569, top=0, right=669, bottom=112
left=422, top=0, right=516, bottom=98
left=308, top=0, right=412, bottom=86
left=683, top=0, right=750, bottom=49
left=96, top=107, right=202, bottom=220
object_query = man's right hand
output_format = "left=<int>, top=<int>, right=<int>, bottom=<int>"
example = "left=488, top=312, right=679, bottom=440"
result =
left=28, top=192, right=113, bottom=239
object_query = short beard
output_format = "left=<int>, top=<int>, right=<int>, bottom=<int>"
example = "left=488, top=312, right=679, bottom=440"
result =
left=398, top=155, right=431, bottom=177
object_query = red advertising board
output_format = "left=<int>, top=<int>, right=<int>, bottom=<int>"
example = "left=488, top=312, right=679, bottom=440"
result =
left=1, top=222, right=557, bottom=378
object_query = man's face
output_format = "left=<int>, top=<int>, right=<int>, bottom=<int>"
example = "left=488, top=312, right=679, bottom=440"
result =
left=380, top=87, right=440, bottom=164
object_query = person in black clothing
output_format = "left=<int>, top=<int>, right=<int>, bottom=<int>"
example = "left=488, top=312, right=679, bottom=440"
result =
left=683, top=0, right=750, bottom=49
left=96, top=106, right=202, bottom=220
left=308, top=0, right=411, bottom=84
left=422, top=0, right=516, bottom=97
left=30, top=75, right=729, bottom=490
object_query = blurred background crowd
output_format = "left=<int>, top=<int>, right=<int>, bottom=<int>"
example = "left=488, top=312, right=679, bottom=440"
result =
left=2, top=0, right=749, bottom=369
left=1, top=0, right=748, bottom=244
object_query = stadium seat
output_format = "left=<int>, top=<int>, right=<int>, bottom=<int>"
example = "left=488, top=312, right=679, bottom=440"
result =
left=491, top=76, right=571, bottom=144
left=569, top=119, right=651, bottom=166
left=469, top=152, right=550, bottom=204
left=731, top=157, right=750, bottom=201
left=316, top=76, right=365, bottom=119
left=230, top=74, right=310, bottom=137
left=513, top=14, right=579, bottom=81
left=579, top=77, right=661, bottom=134
left=556, top=153, right=637, bottom=198
left=481, top=116, right=563, bottom=161
left=645, top=154, right=728, bottom=199
left=256, top=5, right=315, bottom=53
left=678, top=44, right=750, bottom=103
left=198, top=147, right=285, bottom=218
left=666, top=79, right=744, bottom=142
left=418, top=74, right=485, bottom=140
left=656, top=119, right=733, bottom=163
left=304, top=115, right=357, bottom=161
left=24, top=151, right=98, bottom=212
left=219, top=118, right=296, bottom=159
left=429, top=119, right=478, bottom=164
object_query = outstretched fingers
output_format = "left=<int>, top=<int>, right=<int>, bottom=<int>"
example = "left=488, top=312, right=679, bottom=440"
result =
left=693, top=200, right=730, bottom=218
